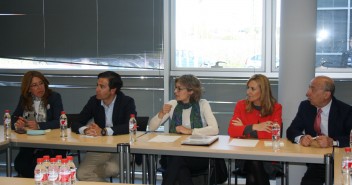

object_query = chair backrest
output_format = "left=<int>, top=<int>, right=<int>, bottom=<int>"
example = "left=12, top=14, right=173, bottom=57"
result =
left=136, top=116, right=149, bottom=131
left=66, top=113, right=80, bottom=128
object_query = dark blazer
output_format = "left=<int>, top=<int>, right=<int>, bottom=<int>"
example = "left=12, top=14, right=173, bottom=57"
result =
left=71, top=91, right=137, bottom=135
left=286, top=97, right=352, bottom=147
left=11, top=91, right=64, bottom=130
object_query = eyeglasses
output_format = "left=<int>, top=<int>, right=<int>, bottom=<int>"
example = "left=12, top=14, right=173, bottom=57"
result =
left=30, top=81, right=44, bottom=89
left=174, top=87, right=189, bottom=91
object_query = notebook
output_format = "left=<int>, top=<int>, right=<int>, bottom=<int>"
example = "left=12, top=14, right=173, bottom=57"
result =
left=181, top=135, right=219, bottom=146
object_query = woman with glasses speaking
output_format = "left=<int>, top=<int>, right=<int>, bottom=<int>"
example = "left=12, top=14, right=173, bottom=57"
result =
left=149, top=74, right=219, bottom=185
left=11, top=70, right=66, bottom=178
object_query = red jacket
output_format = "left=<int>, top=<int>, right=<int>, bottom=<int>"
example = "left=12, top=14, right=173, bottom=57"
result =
left=228, top=99, right=282, bottom=139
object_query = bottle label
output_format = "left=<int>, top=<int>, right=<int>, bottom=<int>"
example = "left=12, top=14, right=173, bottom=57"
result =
left=272, top=129, right=280, bottom=136
left=342, top=160, right=350, bottom=169
left=60, top=171, right=71, bottom=182
left=4, top=118, right=10, bottom=125
left=60, top=119, right=67, bottom=126
left=48, top=170, right=59, bottom=182
left=35, top=170, right=44, bottom=182
left=70, top=168, right=76, bottom=181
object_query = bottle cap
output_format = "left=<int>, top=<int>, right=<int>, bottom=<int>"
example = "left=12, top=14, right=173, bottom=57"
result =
left=345, top=147, right=351, bottom=152
left=66, top=156, right=73, bottom=161
left=61, top=158, right=68, bottom=164
left=37, top=158, right=43, bottom=163
left=130, top=114, right=135, bottom=118
left=61, top=111, right=66, bottom=114
left=43, top=155, right=50, bottom=161
left=5, top=110, right=10, bottom=113
left=56, top=155, right=62, bottom=160
left=50, top=158, right=57, bottom=163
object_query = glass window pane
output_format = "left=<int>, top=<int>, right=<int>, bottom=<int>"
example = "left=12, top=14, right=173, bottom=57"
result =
left=174, top=0, right=263, bottom=69
left=316, top=9, right=347, bottom=68
left=0, top=0, right=164, bottom=71
left=318, top=0, right=347, bottom=8
left=273, top=0, right=281, bottom=71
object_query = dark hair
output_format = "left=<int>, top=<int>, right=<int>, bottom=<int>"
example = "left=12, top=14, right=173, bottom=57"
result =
left=21, top=71, right=52, bottom=111
left=98, top=71, right=123, bottom=93
left=175, top=74, right=202, bottom=102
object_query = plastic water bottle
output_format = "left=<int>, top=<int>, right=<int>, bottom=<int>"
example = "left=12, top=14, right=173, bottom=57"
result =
left=272, top=122, right=281, bottom=151
left=59, top=158, right=71, bottom=185
left=56, top=155, right=62, bottom=169
left=349, top=129, right=352, bottom=148
left=3, top=110, right=11, bottom=139
left=129, top=114, right=137, bottom=143
left=48, top=158, right=59, bottom=185
left=342, top=147, right=351, bottom=185
left=43, top=155, right=50, bottom=170
left=60, top=111, right=68, bottom=138
left=34, top=158, right=48, bottom=185
left=66, top=156, right=76, bottom=184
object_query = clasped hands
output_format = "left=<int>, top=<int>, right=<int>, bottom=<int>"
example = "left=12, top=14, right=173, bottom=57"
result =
left=84, top=123, right=103, bottom=136
left=15, top=116, right=39, bottom=130
left=300, top=135, right=333, bottom=148
left=231, top=118, right=273, bottom=133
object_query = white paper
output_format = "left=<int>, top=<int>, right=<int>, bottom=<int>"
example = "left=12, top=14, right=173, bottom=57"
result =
left=229, top=138, right=259, bottom=147
left=264, top=141, right=284, bottom=147
left=148, top=135, right=181, bottom=143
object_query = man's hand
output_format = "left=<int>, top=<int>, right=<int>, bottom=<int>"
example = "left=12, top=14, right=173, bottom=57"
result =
left=300, top=135, right=315, bottom=147
left=300, top=135, right=333, bottom=148
left=315, top=135, right=334, bottom=148
left=309, top=140, right=321, bottom=148
left=84, top=123, right=102, bottom=136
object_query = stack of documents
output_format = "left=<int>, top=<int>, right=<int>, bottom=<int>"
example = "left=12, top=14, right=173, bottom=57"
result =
left=181, top=135, right=219, bottom=146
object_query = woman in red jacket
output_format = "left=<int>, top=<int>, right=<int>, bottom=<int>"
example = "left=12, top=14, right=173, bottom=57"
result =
left=228, top=74, right=282, bottom=185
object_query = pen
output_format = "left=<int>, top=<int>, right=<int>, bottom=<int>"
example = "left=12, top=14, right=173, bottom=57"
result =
left=14, top=116, right=29, bottom=127
left=312, top=136, right=319, bottom=140
left=14, top=116, right=26, bottom=120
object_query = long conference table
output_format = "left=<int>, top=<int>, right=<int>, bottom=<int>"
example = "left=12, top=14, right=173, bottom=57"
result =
left=129, top=132, right=334, bottom=185
left=0, top=126, right=339, bottom=185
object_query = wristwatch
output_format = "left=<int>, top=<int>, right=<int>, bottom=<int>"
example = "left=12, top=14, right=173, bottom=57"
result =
left=101, top=128, right=107, bottom=136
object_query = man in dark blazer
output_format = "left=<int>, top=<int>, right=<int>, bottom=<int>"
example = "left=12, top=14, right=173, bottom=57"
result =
left=72, top=71, right=137, bottom=182
left=287, top=75, right=352, bottom=185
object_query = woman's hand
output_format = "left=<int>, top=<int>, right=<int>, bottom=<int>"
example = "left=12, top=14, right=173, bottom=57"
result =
left=252, top=121, right=272, bottom=133
left=15, top=116, right=26, bottom=130
left=27, top=120, right=39, bottom=130
left=158, top=104, right=172, bottom=118
left=231, top=118, right=243, bottom=126
left=175, top=125, right=192, bottom=135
